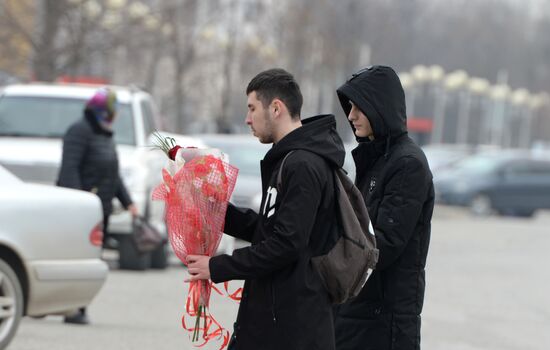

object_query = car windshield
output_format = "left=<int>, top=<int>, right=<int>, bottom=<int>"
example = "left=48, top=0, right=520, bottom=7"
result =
left=202, top=139, right=267, bottom=176
left=0, top=165, right=22, bottom=184
left=0, top=96, right=135, bottom=145
left=423, top=147, right=471, bottom=170
left=451, top=155, right=508, bottom=175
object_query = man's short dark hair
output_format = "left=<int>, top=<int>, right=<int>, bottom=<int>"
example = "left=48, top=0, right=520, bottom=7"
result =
left=246, top=68, right=303, bottom=120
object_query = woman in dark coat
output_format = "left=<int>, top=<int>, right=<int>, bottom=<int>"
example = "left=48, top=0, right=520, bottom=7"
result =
left=57, top=88, right=138, bottom=324
left=333, top=66, right=435, bottom=350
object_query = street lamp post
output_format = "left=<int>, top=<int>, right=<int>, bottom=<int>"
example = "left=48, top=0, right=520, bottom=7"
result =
left=510, top=88, right=530, bottom=148
left=487, top=84, right=510, bottom=147
left=522, top=93, right=549, bottom=148
left=458, top=77, right=489, bottom=145
left=444, top=70, right=469, bottom=144
left=399, top=72, right=415, bottom=117
left=426, top=65, right=445, bottom=144
left=432, top=70, right=468, bottom=144
left=410, top=65, right=430, bottom=118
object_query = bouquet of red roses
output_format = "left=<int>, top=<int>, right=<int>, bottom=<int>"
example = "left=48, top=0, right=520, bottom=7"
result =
left=151, top=133, right=238, bottom=348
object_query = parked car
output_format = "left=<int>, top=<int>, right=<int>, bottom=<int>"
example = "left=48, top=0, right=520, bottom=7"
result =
left=0, top=165, right=108, bottom=349
left=422, top=144, right=476, bottom=180
left=423, top=143, right=501, bottom=180
left=0, top=83, right=206, bottom=270
left=434, top=151, right=550, bottom=217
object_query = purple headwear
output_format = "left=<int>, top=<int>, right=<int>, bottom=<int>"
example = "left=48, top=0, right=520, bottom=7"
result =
left=86, top=88, right=117, bottom=121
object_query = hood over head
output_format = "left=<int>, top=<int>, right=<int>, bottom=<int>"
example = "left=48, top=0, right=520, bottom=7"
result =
left=264, top=114, right=345, bottom=168
left=337, top=65, right=407, bottom=143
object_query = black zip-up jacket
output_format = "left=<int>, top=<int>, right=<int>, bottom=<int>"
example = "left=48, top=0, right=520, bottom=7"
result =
left=57, top=110, right=132, bottom=217
left=210, top=114, right=346, bottom=350
left=334, top=66, right=434, bottom=350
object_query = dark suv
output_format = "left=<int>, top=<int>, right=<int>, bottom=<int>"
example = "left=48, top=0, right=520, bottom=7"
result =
left=434, top=151, right=550, bottom=217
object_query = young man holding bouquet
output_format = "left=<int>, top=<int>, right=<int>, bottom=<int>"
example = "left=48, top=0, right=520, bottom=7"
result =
left=187, top=68, right=346, bottom=350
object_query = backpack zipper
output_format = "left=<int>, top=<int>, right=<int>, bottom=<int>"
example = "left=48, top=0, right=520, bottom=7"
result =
left=271, top=283, right=277, bottom=323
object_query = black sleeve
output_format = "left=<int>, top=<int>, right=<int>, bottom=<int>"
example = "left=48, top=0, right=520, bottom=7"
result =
left=57, top=124, right=87, bottom=189
left=373, top=156, right=431, bottom=270
left=209, top=156, right=324, bottom=283
left=223, top=203, right=259, bottom=242
left=115, top=176, right=133, bottom=209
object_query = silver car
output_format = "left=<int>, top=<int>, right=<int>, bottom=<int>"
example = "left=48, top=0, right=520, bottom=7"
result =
left=194, top=134, right=270, bottom=212
left=0, top=83, right=207, bottom=270
left=0, top=165, right=108, bottom=349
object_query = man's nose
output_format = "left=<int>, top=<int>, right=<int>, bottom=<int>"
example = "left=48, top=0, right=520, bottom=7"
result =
left=245, top=114, right=252, bottom=125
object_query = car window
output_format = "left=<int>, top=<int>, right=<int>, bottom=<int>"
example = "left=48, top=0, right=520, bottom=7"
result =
left=502, top=160, right=531, bottom=175
left=527, top=161, right=550, bottom=175
left=140, top=99, right=156, bottom=136
left=0, top=96, right=135, bottom=145
left=501, top=159, right=550, bottom=176
left=201, top=139, right=267, bottom=177
left=0, top=165, right=22, bottom=184
left=226, top=146, right=265, bottom=176
left=452, top=155, right=507, bottom=175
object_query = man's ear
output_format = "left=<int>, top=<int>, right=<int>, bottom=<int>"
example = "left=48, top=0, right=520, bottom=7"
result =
left=271, top=99, right=284, bottom=118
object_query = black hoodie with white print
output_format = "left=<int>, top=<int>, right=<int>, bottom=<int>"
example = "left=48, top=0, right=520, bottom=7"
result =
left=333, top=66, right=435, bottom=350
left=210, top=114, right=346, bottom=350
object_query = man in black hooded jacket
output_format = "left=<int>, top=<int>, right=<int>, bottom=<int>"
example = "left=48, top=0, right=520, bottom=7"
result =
left=187, top=68, right=345, bottom=350
left=333, top=66, right=434, bottom=350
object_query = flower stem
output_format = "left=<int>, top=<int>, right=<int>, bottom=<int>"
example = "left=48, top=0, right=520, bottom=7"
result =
left=193, top=305, right=202, bottom=342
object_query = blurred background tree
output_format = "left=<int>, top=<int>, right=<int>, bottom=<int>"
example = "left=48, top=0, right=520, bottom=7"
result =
left=1, top=0, right=549, bottom=143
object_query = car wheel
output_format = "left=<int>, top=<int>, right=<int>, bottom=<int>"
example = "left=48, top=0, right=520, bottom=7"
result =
left=118, top=235, right=151, bottom=271
left=0, top=259, right=23, bottom=349
left=508, top=209, right=535, bottom=218
left=150, top=243, right=168, bottom=269
left=470, top=194, right=493, bottom=216
left=517, top=210, right=535, bottom=218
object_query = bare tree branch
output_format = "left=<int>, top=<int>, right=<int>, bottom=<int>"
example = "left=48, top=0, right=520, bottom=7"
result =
left=0, top=1, right=38, bottom=49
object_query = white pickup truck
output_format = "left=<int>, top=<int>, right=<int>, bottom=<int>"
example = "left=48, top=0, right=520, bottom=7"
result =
left=0, top=83, right=227, bottom=270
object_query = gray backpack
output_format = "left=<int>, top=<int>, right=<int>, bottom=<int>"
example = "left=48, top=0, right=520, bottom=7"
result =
left=278, top=151, right=379, bottom=304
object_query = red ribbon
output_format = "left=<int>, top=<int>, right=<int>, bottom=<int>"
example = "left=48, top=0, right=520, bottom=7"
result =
left=181, top=281, right=231, bottom=349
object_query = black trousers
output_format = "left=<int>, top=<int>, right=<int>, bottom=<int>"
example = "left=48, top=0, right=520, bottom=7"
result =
left=102, top=214, right=110, bottom=246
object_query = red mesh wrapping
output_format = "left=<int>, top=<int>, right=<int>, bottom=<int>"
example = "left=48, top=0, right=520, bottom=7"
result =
left=152, top=154, right=238, bottom=349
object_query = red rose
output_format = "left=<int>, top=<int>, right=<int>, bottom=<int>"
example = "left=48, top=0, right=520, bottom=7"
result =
left=201, top=182, right=218, bottom=198
left=168, top=145, right=182, bottom=160
left=194, top=163, right=210, bottom=178
left=183, top=207, right=202, bottom=230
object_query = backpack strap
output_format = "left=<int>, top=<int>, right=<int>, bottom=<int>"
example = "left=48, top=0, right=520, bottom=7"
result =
left=277, top=150, right=344, bottom=190
left=276, top=150, right=295, bottom=192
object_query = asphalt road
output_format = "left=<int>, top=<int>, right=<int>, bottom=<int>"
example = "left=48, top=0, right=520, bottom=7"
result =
left=9, top=206, right=550, bottom=350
